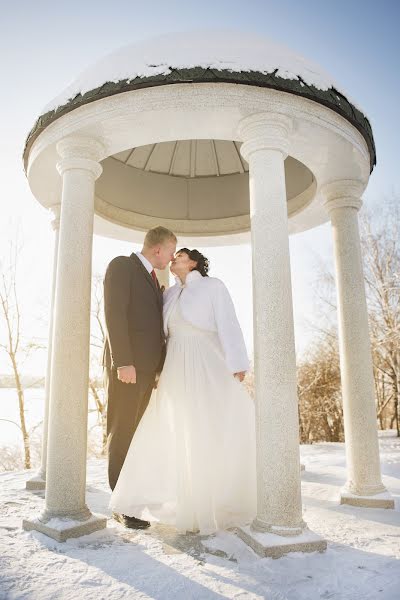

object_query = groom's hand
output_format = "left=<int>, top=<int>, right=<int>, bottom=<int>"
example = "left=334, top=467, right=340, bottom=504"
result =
left=234, top=371, right=246, bottom=382
left=117, top=365, right=137, bottom=384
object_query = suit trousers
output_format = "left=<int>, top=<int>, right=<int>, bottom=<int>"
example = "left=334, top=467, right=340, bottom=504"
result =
left=105, top=367, right=156, bottom=491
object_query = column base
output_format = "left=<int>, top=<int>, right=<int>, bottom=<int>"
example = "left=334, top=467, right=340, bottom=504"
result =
left=23, top=512, right=107, bottom=542
left=237, top=525, right=327, bottom=559
left=340, top=488, right=394, bottom=509
left=26, top=473, right=46, bottom=491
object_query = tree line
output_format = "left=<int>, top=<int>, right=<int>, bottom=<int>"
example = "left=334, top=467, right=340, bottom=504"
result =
left=297, top=201, right=399, bottom=443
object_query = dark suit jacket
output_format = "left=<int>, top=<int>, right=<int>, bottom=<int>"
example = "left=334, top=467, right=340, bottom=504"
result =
left=102, top=253, right=165, bottom=373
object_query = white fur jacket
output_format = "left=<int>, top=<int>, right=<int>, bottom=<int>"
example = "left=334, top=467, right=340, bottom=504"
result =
left=163, top=270, right=249, bottom=373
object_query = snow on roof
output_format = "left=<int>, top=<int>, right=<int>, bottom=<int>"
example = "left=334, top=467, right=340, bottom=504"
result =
left=43, top=31, right=353, bottom=114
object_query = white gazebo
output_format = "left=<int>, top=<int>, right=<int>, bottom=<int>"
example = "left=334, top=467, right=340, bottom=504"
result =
left=22, top=32, right=393, bottom=556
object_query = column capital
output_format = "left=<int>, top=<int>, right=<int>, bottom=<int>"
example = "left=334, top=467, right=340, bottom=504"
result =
left=238, top=112, right=293, bottom=161
left=321, top=180, right=366, bottom=214
left=48, top=204, right=61, bottom=230
left=56, top=136, right=105, bottom=179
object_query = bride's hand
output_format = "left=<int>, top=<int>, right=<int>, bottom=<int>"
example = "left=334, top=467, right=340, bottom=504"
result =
left=234, top=371, right=246, bottom=382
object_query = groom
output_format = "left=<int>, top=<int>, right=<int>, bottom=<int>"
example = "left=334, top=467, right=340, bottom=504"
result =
left=103, top=226, right=177, bottom=528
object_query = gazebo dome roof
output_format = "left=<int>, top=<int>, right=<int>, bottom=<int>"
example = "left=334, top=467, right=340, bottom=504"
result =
left=25, top=31, right=375, bottom=171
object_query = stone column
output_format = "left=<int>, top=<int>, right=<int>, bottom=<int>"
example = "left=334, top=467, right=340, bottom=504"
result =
left=26, top=205, right=61, bottom=491
left=322, top=180, right=393, bottom=508
left=236, top=113, right=326, bottom=558
left=23, top=137, right=107, bottom=541
left=156, top=264, right=170, bottom=289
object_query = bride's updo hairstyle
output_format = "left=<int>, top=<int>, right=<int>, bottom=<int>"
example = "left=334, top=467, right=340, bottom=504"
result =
left=179, top=248, right=210, bottom=277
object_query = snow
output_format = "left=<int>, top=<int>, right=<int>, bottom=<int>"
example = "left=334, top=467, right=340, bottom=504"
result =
left=239, top=524, right=325, bottom=546
left=343, top=489, right=394, bottom=500
left=1, top=432, right=399, bottom=599
left=25, top=514, right=102, bottom=530
left=42, top=31, right=355, bottom=115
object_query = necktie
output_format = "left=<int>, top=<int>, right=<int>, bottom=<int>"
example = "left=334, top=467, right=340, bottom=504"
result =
left=151, top=269, right=158, bottom=285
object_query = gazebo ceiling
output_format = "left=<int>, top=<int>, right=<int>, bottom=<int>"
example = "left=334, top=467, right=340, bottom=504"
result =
left=112, top=140, right=248, bottom=178
left=96, top=142, right=315, bottom=225
left=23, top=32, right=376, bottom=172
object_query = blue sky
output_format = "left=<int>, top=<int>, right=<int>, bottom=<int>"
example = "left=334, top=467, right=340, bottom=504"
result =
left=0, top=0, right=399, bottom=373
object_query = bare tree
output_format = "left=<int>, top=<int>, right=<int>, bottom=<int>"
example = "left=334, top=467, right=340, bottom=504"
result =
left=0, top=238, right=40, bottom=469
left=303, top=198, right=400, bottom=437
left=297, top=334, right=344, bottom=443
left=89, top=274, right=107, bottom=455
left=361, top=201, right=400, bottom=435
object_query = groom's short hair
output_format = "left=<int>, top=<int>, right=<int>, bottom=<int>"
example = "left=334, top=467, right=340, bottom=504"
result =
left=144, top=226, right=177, bottom=248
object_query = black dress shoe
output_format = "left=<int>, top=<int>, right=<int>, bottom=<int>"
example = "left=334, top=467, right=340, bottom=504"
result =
left=112, top=512, right=150, bottom=529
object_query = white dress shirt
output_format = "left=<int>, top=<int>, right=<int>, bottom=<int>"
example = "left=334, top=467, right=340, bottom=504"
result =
left=136, top=251, right=153, bottom=274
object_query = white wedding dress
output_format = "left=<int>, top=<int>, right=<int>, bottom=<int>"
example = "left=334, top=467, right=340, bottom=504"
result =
left=110, top=297, right=257, bottom=534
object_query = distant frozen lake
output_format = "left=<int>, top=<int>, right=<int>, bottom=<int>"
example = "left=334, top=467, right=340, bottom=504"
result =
left=0, top=388, right=45, bottom=446
left=0, top=388, right=101, bottom=448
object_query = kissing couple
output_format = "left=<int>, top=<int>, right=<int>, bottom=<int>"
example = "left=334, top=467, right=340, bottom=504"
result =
left=103, top=226, right=256, bottom=535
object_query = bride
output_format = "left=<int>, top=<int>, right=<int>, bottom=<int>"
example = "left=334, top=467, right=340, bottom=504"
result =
left=110, top=248, right=257, bottom=534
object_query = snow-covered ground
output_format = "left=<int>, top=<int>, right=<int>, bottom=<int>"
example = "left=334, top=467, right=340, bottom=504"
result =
left=1, top=432, right=399, bottom=600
